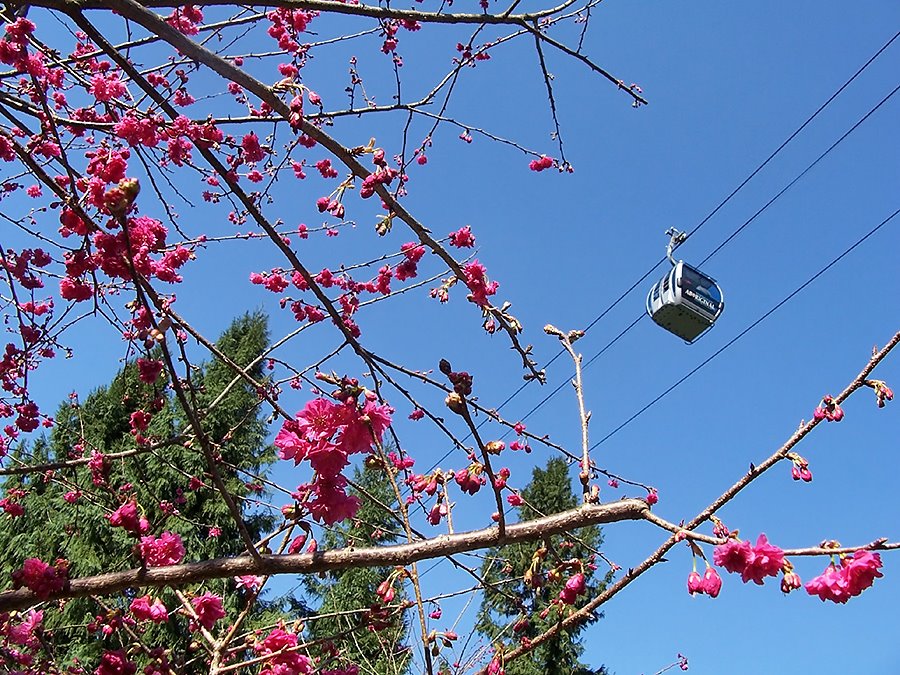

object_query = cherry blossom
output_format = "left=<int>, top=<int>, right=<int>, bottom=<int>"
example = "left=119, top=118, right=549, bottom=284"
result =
left=190, top=592, right=226, bottom=630
left=130, top=596, right=169, bottom=623
left=806, top=550, right=884, bottom=603
left=139, top=532, right=186, bottom=567
left=714, top=534, right=784, bottom=585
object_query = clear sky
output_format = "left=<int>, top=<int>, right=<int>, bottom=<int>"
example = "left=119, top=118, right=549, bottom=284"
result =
left=5, top=1, right=900, bottom=673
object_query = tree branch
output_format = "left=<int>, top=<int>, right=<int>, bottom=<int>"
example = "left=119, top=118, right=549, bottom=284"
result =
left=0, top=499, right=649, bottom=612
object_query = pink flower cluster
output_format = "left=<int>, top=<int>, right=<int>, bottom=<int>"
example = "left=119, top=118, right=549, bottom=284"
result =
left=11, top=558, right=68, bottom=599
left=2, top=609, right=43, bottom=650
left=190, top=592, right=225, bottom=630
left=462, top=260, right=498, bottom=307
left=713, top=534, right=784, bottom=585
left=871, top=380, right=894, bottom=408
left=137, top=357, right=164, bottom=384
left=686, top=567, right=722, bottom=598
left=558, top=571, right=586, bottom=605
left=106, top=499, right=149, bottom=536
left=805, top=550, right=883, bottom=604
left=166, top=4, right=203, bottom=35
left=266, top=7, right=317, bottom=54
left=448, top=225, right=475, bottom=248
left=813, top=395, right=844, bottom=422
left=791, top=461, right=812, bottom=482
left=95, top=649, right=136, bottom=675
left=139, top=531, right=185, bottom=567
left=275, top=393, right=392, bottom=525
left=455, top=464, right=486, bottom=495
left=529, top=155, right=554, bottom=171
left=130, top=595, right=169, bottom=623
left=255, top=627, right=312, bottom=674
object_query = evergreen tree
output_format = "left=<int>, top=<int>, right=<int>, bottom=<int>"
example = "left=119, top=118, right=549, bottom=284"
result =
left=303, top=463, right=411, bottom=674
left=0, top=313, right=279, bottom=671
left=476, top=458, right=608, bottom=675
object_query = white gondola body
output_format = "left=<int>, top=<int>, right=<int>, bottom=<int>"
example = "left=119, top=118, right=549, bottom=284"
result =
left=646, top=261, right=724, bottom=343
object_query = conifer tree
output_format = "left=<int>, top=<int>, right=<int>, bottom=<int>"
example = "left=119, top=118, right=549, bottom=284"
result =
left=0, top=313, right=278, bottom=671
left=303, top=463, right=411, bottom=675
left=476, top=458, right=609, bottom=675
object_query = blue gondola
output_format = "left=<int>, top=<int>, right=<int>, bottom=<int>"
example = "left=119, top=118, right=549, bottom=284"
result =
left=646, top=229, right=724, bottom=343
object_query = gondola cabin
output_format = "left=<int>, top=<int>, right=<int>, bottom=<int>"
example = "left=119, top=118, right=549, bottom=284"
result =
left=646, top=261, right=724, bottom=343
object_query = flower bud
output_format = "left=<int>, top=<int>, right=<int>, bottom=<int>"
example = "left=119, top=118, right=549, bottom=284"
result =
left=687, top=571, right=703, bottom=595
left=445, top=392, right=466, bottom=415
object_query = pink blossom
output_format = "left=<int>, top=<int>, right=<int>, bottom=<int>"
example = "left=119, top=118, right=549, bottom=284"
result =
left=507, top=493, right=524, bottom=507
left=448, top=225, right=475, bottom=248
left=304, top=473, right=361, bottom=525
left=814, top=395, right=844, bottom=422
left=130, top=595, right=169, bottom=623
left=873, top=380, right=893, bottom=408
left=559, top=571, right=586, bottom=605
left=842, top=550, right=883, bottom=596
left=781, top=571, right=802, bottom=594
left=275, top=397, right=393, bottom=492
left=106, top=500, right=149, bottom=536
left=241, top=132, right=266, bottom=163
left=166, top=5, right=203, bottom=34
left=714, top=534, right=784, bottom=585
left=59, top=275, right=94, bottom=301
left=190, top=592, right=226, bottom=630
left=462, top=260, right=498, bottom=307
left=701, top=567, right=722, bottom=598
left=6, top=609, right=43, bottom=648
left=338, top=399, right=393, bottom=455
left=686, top=571, right=703, bottom=595
left=529, top=155, right=554, bottom=172
left=11, top=557, right=68, bottom=599
left=255, top=627, right=312, bottom=674
left=234, top=575, right=263, bottom=592
left=137, top=358, right=164, bottom=384
left=295, top=398, right=344, bottom=441
left=139, top=531, right=185, bottom=567
left=740, top=534, right=785, bottom=585
left=805, top=563, right=851, bottom=604
left=455, top=466, right=485, bottom=495
left=0, top=496, right=23, bottom=517
left=687, top=567, right=721, bottom=598
left=89, top=73, right=127, bottom=102
left=287, top=534, right=307, bottom=554
left=95, top=649, right=137, bottom=675
left=713, top=539, right=753, bottom=575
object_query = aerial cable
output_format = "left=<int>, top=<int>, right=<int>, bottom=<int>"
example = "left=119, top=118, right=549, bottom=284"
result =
left=591, top=205, right=900, bottom=451
left=684, top=28, right=900, bottom=246
left=500, top=29, right=900, bottom=377
left=481, top=78, right=900, bottom=450
left=698, top=80, right=900, bottom=266
left=581, top=27, right=900, bottom=338
left=416, top=33, right=899, bottom=476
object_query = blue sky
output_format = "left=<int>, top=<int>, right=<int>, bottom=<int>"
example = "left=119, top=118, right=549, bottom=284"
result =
left=5, top=1, right=900, bottom=673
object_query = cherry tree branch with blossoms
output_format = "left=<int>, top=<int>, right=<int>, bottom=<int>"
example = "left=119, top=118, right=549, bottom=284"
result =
left=0, top=1, right=895, bottom=674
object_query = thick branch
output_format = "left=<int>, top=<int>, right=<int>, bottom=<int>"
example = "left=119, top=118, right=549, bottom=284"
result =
left=27, top=0, right=582, bottom=25
left=0, top=499, right=648, bottom=612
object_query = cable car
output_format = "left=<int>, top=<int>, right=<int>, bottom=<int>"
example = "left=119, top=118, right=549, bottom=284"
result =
left=646, top=228, right=724, bottom=343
